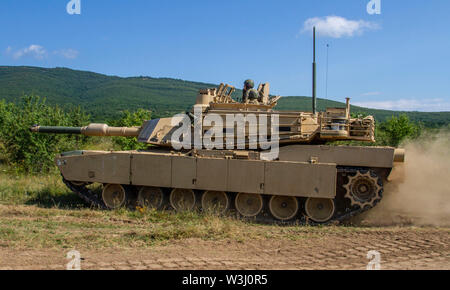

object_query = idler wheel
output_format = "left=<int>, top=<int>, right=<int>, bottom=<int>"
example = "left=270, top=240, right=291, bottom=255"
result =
left=305, top=197, right=336, bottom=223
left=170, top=188, right=196, bottom=211
left=201, top=191, right=229, bottom=215
left=138, top=187, right=164, bottom=210
left=102, top=184, right=128, bottom=209
left=235, top=193, right=263, bottom=217
left=269, top=195, right=299, bottom=221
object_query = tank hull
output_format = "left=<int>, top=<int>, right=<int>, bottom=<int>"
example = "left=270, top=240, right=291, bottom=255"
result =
left=56, top=145, right=403, bottom=224
left=57, top=149, right=337, bottom=199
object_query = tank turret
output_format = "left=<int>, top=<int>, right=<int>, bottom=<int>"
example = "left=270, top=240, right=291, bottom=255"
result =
left=31, top=82, right=376, bottom=149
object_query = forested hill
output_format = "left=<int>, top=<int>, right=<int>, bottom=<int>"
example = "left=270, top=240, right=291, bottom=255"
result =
left=0, top=66, right=214, bottom=120
left=0, top=66, right=449, bottom=126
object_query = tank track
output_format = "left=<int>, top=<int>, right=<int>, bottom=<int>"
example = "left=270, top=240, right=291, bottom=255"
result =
left=63, top=177, right=106, bottom=209
left=62, top=167, right=383, bottom=225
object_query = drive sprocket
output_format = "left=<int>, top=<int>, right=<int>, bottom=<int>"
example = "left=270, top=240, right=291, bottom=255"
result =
left=343, top=170, right=382, bottom=208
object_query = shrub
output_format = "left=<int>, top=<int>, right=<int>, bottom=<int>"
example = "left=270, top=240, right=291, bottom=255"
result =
left=378, top=114, right=422, bottom=147
left=0, top=96, right=89, bottom=173
left=110, top=109, right=151, bottom=150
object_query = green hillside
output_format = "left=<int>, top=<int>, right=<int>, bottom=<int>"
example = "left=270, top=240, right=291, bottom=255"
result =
left=0, top=66, right=449, bottom=126
left=0, top=66, right=214, bottom=120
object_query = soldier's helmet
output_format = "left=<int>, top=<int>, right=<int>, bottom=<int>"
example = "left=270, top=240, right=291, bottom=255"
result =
left=244, top=79, right=255, bottom=89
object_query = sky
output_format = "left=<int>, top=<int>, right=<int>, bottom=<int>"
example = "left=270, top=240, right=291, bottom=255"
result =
left=1, top=0, right=450, bottom=112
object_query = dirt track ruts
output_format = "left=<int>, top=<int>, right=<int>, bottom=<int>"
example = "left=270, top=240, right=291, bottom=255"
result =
left=0, top=227, right=448, bottom=270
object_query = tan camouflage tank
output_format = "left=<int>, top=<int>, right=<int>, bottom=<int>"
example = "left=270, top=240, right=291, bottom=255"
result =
left=30, top=82, right=405, bottom=224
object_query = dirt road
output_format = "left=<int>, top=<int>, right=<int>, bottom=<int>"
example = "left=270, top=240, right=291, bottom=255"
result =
left=1, top=226, right=448, bottom=270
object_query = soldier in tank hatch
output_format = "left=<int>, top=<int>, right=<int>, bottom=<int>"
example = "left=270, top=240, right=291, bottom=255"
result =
left=242, top=79, right=259, bottom=104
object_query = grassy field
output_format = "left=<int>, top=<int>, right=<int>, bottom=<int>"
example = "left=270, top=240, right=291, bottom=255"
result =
left=0, top=170, right=331, bottom=249
left=0, top=168, right=432, bottom=251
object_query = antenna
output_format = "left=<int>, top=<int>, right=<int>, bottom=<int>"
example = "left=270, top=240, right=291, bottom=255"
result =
left=312, top=27, right=317, bottom=114
left=325, top=43, right=329, bottom=99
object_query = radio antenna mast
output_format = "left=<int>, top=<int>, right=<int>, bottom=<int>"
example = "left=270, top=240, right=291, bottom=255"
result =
left=325, top=43, right=329, bottom=99
left=312, top=27, right=317, bottom=114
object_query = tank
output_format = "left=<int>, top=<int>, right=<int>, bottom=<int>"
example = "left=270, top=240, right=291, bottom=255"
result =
left=30, top=82, right=405, bottom=224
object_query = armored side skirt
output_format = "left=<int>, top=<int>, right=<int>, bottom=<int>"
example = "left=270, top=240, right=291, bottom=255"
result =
left=56, top=151, right=337, bottom=198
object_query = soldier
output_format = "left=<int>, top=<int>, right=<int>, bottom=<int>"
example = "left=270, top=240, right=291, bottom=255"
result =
left=242, top=79, right=259, bottom=104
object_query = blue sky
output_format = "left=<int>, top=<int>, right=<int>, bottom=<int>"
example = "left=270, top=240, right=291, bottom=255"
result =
left=1, top=0, right=449, bottom=111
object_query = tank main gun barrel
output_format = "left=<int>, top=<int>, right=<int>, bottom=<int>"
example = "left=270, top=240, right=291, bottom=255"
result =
left=30, top=126, right=82, bottom=134
left=30, top=123, right=140, bottom=137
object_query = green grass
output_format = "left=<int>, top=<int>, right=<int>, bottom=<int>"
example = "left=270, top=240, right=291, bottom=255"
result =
left=0, top=170, right=80, bottom=207
left=0, top=168, right=306, bottom=249
left=0, top=169, right=361, bottom=249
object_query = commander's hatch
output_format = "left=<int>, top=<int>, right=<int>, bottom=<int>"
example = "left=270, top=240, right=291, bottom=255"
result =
left=257, top=83, right=270, bottom=104
left=257, top=83, right=282, bottom=107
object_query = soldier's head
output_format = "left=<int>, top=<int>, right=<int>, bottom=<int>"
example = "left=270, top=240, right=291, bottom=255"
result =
left=244, top=79, right=254, bottom=90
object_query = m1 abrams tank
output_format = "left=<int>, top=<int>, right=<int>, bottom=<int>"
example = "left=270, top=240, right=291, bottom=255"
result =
left=30, top=28, right=405, bottom=224
left=30, top=82, right=405, bottom=224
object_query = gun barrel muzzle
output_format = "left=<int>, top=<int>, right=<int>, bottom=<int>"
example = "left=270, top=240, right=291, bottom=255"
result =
left=30, top=125, right=82, bottom=134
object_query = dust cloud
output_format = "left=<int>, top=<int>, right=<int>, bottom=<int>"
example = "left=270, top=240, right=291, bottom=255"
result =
left=358, top=131, right=450, bottom=227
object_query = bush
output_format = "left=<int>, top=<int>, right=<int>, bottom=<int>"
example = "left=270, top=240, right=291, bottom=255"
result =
left=378, top=114, right=422, bottom=147
left=110, top=109, right=151, bottom=150
left=0, top=96, right=90, bottom=173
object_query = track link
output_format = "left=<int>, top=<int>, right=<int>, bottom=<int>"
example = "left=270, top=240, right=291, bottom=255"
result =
left=63, top=177, right=106, bottom=209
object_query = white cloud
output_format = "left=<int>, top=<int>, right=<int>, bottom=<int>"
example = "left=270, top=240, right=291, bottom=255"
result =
left=54, top=49, right=79, bottom=59
left=6, top=45, right=79, bottom=60
left=302, top=16, right=379, bottom=38
left=353, top=98, right=450, bottom=112
left=11, top=44, right=47, bottom=60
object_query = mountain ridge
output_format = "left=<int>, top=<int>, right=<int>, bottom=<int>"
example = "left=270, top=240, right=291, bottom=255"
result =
left=0, top=66, right=448, bottom=126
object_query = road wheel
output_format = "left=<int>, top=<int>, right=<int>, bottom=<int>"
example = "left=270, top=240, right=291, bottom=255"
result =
left=137, top=187, right=165, bottom=210
left=201, top=191, right=229, bottom=215
left=102, top=184, right=128, bottom=209
left=170, top=188, right=196, bottom=211
left=305, top=197, right=336, bottom=223
left=269, top=195, right=299, bottom=221
left=235, top=193, right=263, bottom=217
